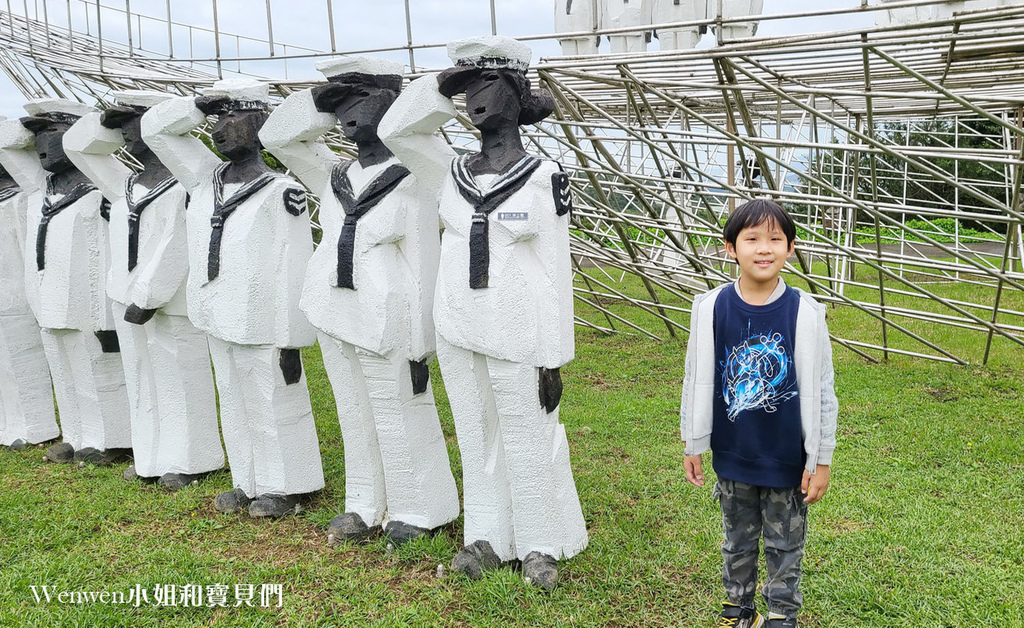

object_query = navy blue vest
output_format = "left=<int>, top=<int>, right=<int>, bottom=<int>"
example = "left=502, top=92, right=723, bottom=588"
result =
left=711, top=285, right=805, bottom=488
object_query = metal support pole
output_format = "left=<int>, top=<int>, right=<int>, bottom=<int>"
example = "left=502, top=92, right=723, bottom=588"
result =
left=265, top=0, right=274, bottom=57
left=326, top=0, right=335, bottom=52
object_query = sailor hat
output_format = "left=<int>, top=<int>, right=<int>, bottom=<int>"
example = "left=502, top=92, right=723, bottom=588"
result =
left=312, top=56, right=405, bottom=112
left=446, top=36, right=532, bottom=72
left=101, top=90, right=174, bottom=128
left=22, top=98, right=97, bottom=132
left=200, top=79, right=270, bottom=113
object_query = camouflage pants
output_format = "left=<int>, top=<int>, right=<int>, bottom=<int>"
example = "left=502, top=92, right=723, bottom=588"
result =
left=713, top=478, right=807, bottom=620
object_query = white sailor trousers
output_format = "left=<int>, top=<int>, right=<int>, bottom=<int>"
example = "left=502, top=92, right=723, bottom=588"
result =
left=39, top=327, right=131, bottom=451
left=112, top=303, right=223, bottom=478
left=436, top=335, right=588, bottom=562
left=319, top=332, right=460, bottom=530
left=207, top=336, right=324, bottom=498
left=0, top=312, right=58, bottom=446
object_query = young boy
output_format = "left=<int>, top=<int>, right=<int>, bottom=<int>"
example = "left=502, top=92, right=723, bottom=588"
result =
left=680, top=199, right=838, bottom=628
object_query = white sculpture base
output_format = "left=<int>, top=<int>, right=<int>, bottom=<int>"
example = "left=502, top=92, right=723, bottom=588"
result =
left=113, top=303, right=223, bottom=477
left=436, top=336, right=588, bottom=562
left=0, top=312, right=59, bottom=445
left=320, top=333, right=459, bottom=530
left=208, top=337, right=324, bottom=497
left=40, top=327, right=131, bottom=451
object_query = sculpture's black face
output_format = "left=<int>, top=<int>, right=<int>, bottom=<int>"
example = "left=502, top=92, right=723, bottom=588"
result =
left=119, top=116, right=150, bottom=161
left=334, top=87, right=397, bottom=143
left=34, top=127, right=74, bottom=174
left=464, top=70, right=522, bottom=131
left=210, top=110, right=265, bottom=162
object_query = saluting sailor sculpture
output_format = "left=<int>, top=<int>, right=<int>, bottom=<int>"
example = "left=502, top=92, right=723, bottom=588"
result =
left=142, top=79, right=324, bottom=517
left=554, top=0, right=601, bottom=55
left=379, top=36, right=588, bottom=589
left=603, top=0, right=653, bottom=53
left=0, top=100, right=131, bottom=466
left=260, top=56, right=459, bottom=544
left=63, top=91, right=225, bottom=490
left=0, top=116, right=59, bottom=452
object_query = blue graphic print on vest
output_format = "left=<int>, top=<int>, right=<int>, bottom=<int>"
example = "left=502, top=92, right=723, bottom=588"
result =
left=712, top=285, right=805, bottom=488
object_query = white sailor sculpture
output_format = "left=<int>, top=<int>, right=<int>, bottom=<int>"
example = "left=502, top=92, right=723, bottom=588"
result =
left=554, top=0, right=601, bottom=55
left=142, top=80, right=324, bottom=517
left=603, top=0, right=653, bottom=53
left=259, top=57, right=459, bottom=544
left=0, top=116, right=59, bottom=451
left=0, top=100, right=131, bottom=465
left=712, top=0, right=763, bottom=41
left=379, top=36, right=588, bottom=590
left=651, top=0, right=707, bottom=50
left=63, top=91, right=225, bottom=490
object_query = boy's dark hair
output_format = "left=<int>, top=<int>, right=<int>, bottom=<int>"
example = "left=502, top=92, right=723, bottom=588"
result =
left=722, top=199, right=797, bottom=245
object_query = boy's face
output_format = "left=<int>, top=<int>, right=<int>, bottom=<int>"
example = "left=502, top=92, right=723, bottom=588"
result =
left=724, top=219, right=794, bottom=287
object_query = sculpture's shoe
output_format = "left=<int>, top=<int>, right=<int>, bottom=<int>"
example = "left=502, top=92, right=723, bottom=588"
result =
left=214, top=488, right=251, bottom=514
left=249, top=494, right=299, bottom=518
left=521, top=551, right=559, bottom=591
left=124, top=465, right=159, bottom=483
left=8, top=439, right=29, bottom=451
left=384, top=520, right=431, bottom=546
left=327, top=512, right=373, bottom=544
left=451, top=540, right=502, bottom=580
left=45, top=442, right=75, bottom=464
left=158, top=473, right=200, bottom=492
left=76, top=448, right=132, bottom=466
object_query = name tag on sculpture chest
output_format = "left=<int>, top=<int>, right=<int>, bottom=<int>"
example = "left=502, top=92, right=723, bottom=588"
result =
left=497, top=212, right=528, bottom=221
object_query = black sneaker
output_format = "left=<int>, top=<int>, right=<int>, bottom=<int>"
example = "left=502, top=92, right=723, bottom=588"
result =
left=718, top=602, right=764, bottom=628
left=764, top=613, right=797, bottom=628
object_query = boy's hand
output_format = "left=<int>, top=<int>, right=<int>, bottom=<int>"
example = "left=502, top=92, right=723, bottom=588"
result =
left=801, top=464, right=831, bottom=504
left=684, top=454, right=705, bottom=487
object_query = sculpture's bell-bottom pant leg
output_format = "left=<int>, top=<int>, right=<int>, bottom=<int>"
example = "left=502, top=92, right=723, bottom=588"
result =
left=68, top=328, right=132, bottom=451
left=113, top=302, right=159, bottom=475
left=149, top=313, right=223, bottom=476
left=39, top=327, right=82, bottom=448
left=436, top=336, right=515, bottom=560
left=115, top=304, right=223, bottom=477
left=320, top=333, right=459, bottom=530
left=208, top=337, right=324, bottom=498
left=40, top=327, right=130, bottom=451
left=0, top=312, right=58, bottom=445
left=436, top=335, right=588, bottom=562
left=486, top=356, right=588, bottom=561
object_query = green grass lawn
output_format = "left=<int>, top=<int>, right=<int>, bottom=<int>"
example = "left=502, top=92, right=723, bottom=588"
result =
left=2, top=300, right=1023, bottom=627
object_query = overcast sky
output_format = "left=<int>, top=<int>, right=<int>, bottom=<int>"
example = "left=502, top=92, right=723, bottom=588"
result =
left=0, top=0, right=875, bottom=118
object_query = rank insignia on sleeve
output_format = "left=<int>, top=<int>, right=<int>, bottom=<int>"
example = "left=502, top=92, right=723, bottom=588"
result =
left=552, top=171, right=572, bottom=217
left=283, top=188, right=307, bottom=216
left=100, top=197, right=112, bottom=222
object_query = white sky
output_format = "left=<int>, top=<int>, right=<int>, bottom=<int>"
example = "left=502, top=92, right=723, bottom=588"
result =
left=0, top=0, right=875, bottom=118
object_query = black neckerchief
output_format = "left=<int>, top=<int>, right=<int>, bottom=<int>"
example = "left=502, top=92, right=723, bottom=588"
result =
left=451, top=154, right=542, bottom=289
left=331, top=159, right=411, bottom=290
left=207, top=163, right=277, bottom=281
left=0, top=186, right=20, bottom=203
left=126, top=173, right=178, bottom=272
left=36, top=183, right=98, bottom=271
